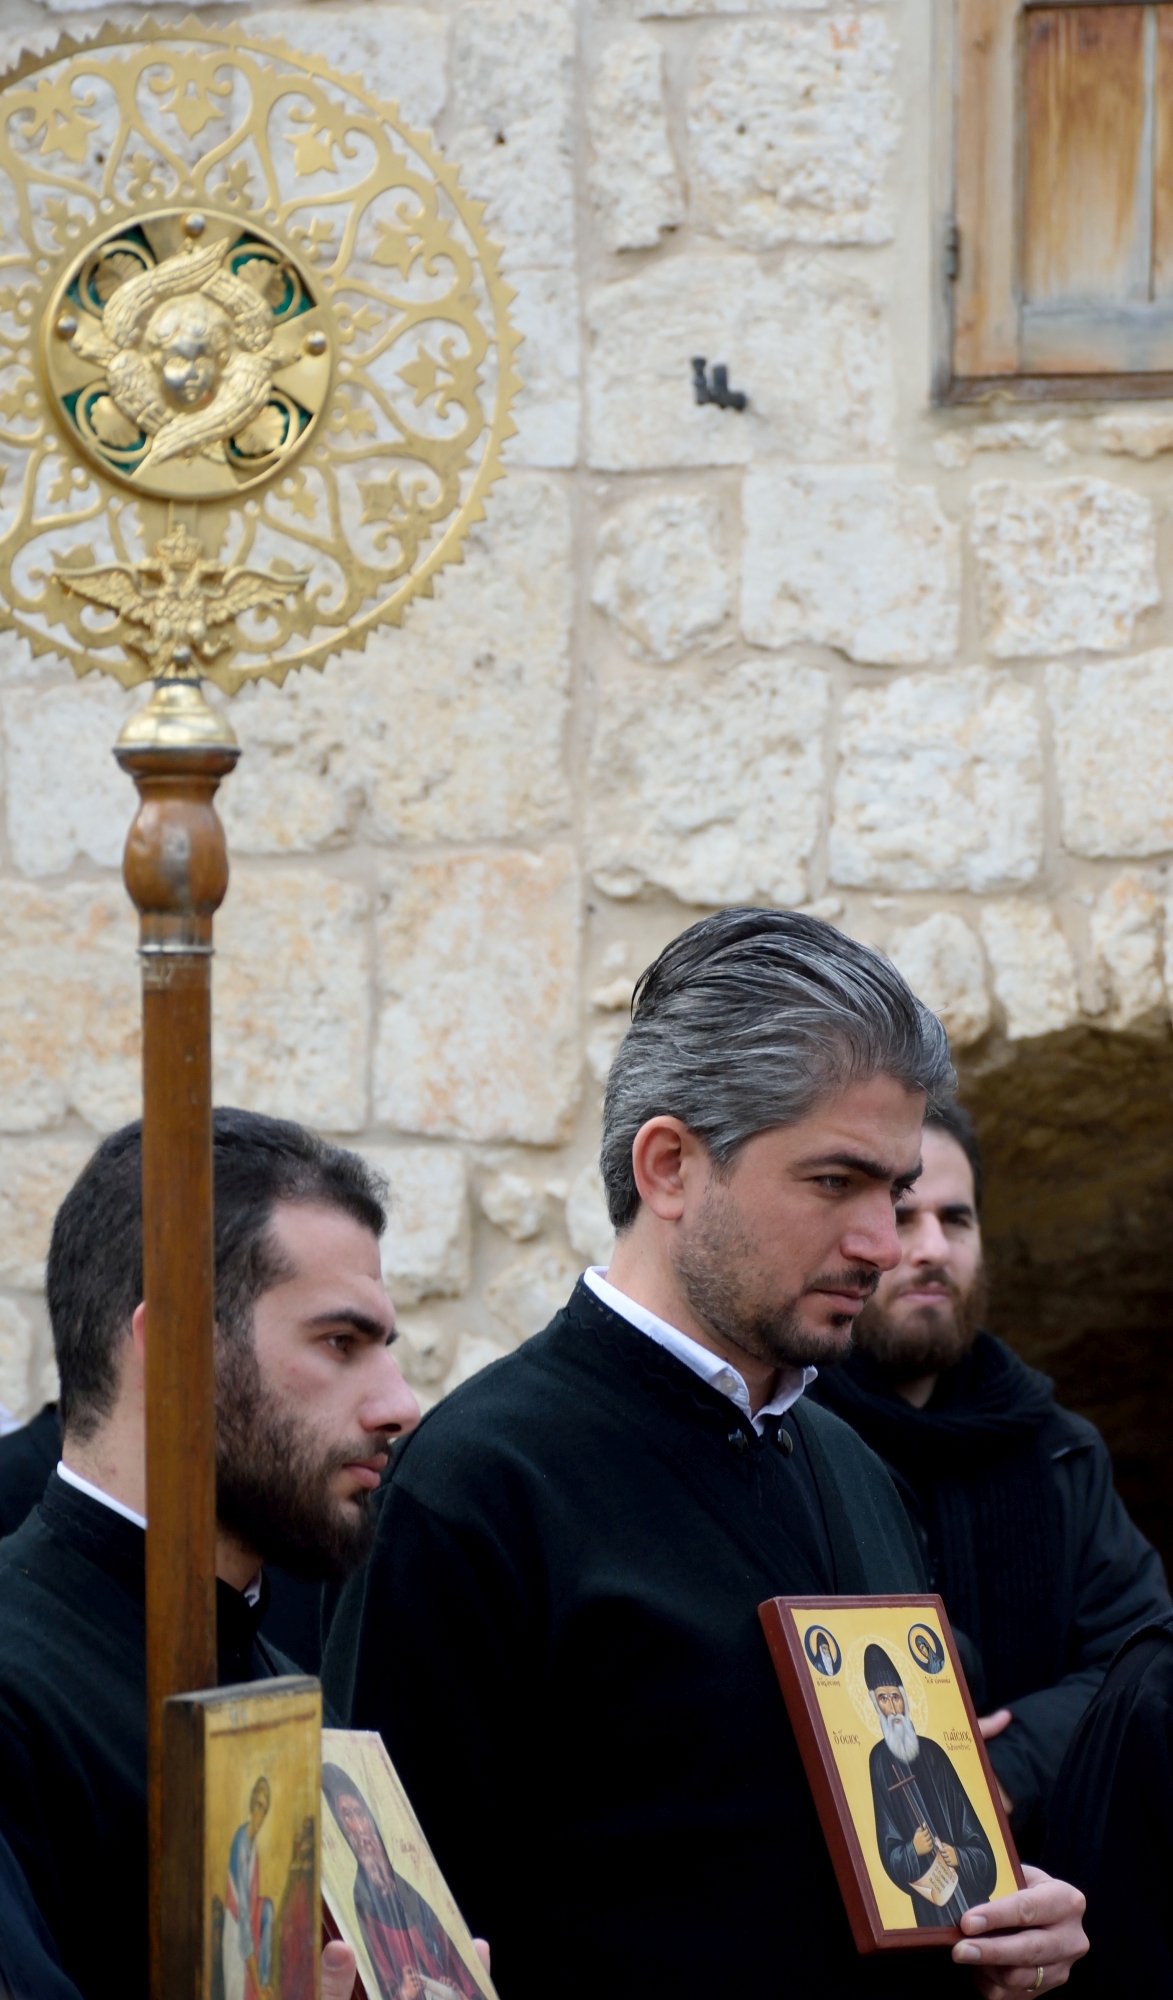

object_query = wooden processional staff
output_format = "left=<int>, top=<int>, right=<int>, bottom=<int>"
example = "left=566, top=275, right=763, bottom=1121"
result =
left=0, top=22, right=518, bottom=1994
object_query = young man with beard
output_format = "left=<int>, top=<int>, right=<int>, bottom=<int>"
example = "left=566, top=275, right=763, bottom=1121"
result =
left=0, top=1108, right=419, bottom=2000
left=810, top=1101, right=1167, bottom=1855
left=324, top=910, right=1088, bottom=2000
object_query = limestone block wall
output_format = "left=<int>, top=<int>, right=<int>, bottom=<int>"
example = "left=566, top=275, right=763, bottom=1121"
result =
left=2, top=0, right=1173, bottom=1421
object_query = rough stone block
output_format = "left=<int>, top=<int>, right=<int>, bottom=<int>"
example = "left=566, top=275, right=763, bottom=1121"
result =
left=485, top=1247, right=581, bottom=1343
left=214, top=869, right=370, bottom=1133
left=590, top=973, right=636, bottom=1011
left=588, top=656, right=828, bottom=906
left=3, top=679, right=138, bottom=877
left=502, top=268, right=580, bottom=469
left=742, top=466, right=959, bottom=666
left=363, top=1145, right=470, bottom=1305
left=589, top=30, right=684, bottom=252
left=1047, top=653, right=1173, bottom=859
left=970, top=478, right=1159, bottom=658
left=587, top=253, right=889, bottom=469
left=0, top=883, right=140, bottom=1134
left=0, top=1136, right=94, bottom=1289
left=636, top=0, right=825, bottom=16
left=688, top=19, right=898, bottom=248
left=1093, top=409, right=1173, bottom=459
left=394, top=1313, right=460, bottom=1391
left=374, top=847, right=582, bottom=1144
left=887, top=914, right=991, bottom=1050
left=480, top=1172, right=547, bottom=1241
left=933, top=420, right=1069, bottom=470
left=0, top=629, right=38, bottom=683
left=565, top=1163, right=615, bottom=1266
left=587, top=1021, right=627, bottom=1084
left=0, top=1298, right=33, bottom=1422
left=829, top=669, right=1043, bottom=892
left=223, top=473, right=573, bottom=852
left=451, top=0, right=575, bottom=269
left=1089, top=876, right=1164, bottom=1029
left=592, top=492, right=730, bottom=661
left=979, top=903, right=1079, bottom=1041
left=444, top=1331, right=517, bottom=1391
left=245, top=8, right=449, bottom=129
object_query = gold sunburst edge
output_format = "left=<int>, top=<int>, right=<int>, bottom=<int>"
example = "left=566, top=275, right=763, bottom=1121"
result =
left=0, top=16, right=522, bottom=692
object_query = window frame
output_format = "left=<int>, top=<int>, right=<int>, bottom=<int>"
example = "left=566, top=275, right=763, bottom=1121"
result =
left=939, top=0, right=1173, bottom=402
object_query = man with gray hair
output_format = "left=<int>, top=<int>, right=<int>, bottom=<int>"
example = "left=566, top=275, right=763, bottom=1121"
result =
left=325, top=910, right=1087, bottom=2000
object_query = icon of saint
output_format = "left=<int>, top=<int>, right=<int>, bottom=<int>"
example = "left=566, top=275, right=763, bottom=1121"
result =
left=909, top=1627, right=945, bottom=1675
left=804, top=1625, right=841, bottom=1676
left=222, top=1775, right=275, bottom=2000
left=864, top=1645, right=995, bottom=1926
left=322, top=1764, right=480, bottom=2000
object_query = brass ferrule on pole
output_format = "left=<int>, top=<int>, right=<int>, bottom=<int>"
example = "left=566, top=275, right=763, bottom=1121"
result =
left=113, top=678, right=240, bottom=2000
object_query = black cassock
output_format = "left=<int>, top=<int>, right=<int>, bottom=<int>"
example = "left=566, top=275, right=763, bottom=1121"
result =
left=870, top=1737, right=996, bottom=1926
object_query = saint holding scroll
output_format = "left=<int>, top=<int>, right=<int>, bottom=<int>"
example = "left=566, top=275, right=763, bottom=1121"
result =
left=865, top=1644, right=997, bottom=1927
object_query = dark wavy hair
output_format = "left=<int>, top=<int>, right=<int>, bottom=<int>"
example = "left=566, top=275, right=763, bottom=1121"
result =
left=46, top=1107, right=387, bottom=1440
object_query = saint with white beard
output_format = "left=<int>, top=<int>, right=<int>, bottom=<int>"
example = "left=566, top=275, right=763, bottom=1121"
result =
left=864, top=1644, right=996, bottom=1927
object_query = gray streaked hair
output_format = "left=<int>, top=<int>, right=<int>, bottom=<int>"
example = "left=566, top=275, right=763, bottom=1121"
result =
left=600, top=908, right=954, bottom=1231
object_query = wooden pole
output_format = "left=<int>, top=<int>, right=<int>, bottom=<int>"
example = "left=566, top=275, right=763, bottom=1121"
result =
left=114, top=676, right=240, bottom=2000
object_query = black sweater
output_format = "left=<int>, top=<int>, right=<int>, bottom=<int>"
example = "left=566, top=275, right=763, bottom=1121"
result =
left=0, top=1474, right=298, bottom=2000
left=0, top=1404, right=328, bottom=1673
left=1042, top=1610, right=1173, bottom=1997
left=0, top=1403, right=59, bottom=1537
left=323, top=1281, right=974, bottom=2000
left=0, top=1822, right=80, bottom=2000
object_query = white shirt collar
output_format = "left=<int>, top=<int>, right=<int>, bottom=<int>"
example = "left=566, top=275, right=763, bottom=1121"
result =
left=583, top=1267, right=815, bottom=1436
left=56, top=1460, right=147, bottom=1530
left=55, top=1461, right=264, bottom=1605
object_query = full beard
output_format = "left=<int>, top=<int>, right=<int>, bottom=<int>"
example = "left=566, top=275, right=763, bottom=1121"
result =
left=852, top=1262, right=987, bottom=1380
left=670, top=1179, right=879, bottom=1372
left=215, top=1337, right=380, bottom=1582
left=878, top=1709, right=920, bottom=1764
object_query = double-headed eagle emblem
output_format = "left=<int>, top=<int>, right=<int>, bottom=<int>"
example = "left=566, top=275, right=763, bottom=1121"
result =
left=64, top=230, right=306, bottom=471
left=57, top=525, right=307, bottom=677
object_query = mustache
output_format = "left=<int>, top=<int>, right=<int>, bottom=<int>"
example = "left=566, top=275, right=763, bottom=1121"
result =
left=322, top=1435, right=395, bottom=1474
left=890, top=1265, right=960, bottom=1299
left=807, top=1265, right=881, bottom=1300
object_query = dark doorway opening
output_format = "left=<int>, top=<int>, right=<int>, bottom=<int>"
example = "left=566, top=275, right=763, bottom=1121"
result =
left=959, top=1027, right=1173, bottom=1575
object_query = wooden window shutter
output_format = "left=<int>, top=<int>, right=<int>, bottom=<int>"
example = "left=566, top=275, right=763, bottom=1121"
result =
left=951, top=0, right=1173, bottom=391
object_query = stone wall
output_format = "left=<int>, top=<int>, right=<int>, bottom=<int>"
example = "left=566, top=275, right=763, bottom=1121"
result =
left=2, top=0, right=1173, bottom=1447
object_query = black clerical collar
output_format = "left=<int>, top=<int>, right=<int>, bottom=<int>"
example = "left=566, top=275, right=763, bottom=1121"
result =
left=39, top=1469, right=146, bottom=1599
left=217, top=1570, right=270, bottom=1684
left=39, top=1469, right=270, bottom=1681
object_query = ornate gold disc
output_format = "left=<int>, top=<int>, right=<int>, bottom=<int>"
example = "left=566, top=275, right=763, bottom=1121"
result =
left=44, top=209, right=333, bottom=500
left=0, top=17, right=520, bottom=689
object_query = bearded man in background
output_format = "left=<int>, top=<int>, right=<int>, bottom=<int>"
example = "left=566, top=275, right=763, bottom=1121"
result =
left=812, top=1100, right=1168, bottom=1854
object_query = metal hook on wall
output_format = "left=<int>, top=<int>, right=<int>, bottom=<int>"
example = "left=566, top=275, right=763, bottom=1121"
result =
left=692, top=356, right=747, bottom=411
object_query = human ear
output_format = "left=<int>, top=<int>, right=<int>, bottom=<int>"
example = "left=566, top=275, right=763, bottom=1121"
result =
left=130, top=1301, right=147, bottom=1363
left=630, top=1117, right=706, bottom=1222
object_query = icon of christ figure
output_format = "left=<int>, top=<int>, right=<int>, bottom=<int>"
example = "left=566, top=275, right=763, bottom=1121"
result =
left=864, top=1645, right=996, bottom=1927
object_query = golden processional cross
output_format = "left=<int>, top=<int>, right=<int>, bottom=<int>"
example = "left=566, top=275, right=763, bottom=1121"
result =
left=0, top=20, right=518, bottom=1996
